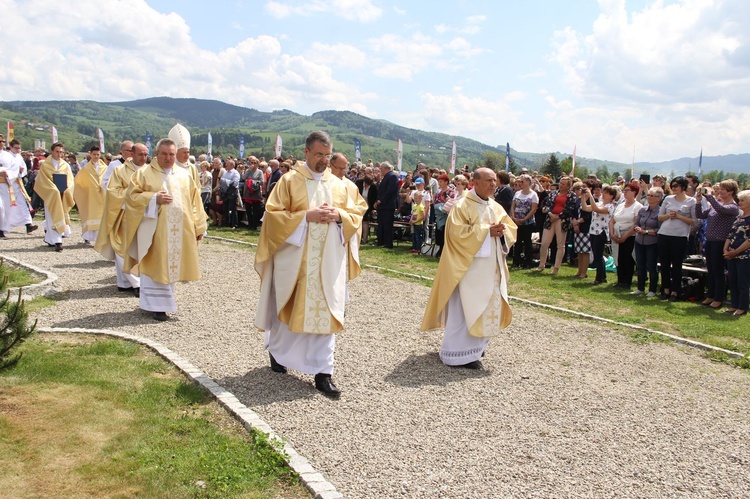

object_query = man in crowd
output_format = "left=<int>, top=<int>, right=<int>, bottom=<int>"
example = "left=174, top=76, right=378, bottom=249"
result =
left=241, top=156, right=264, bottom=230
left=103, top=140, right=134, bottom=189
left=265, top=158, right=282, bottom=199
left=33, top=142, right=75, bottom=251
left=254, top=131, right=364, bottom=398
left=374, top=161, right=399, bottom=248
left=123, top=138, right=207, bottom=321
left=208, top=157, right=225, bottom=226
left=94, top=143, right=147, bottom=296
left=421, top=167, right=517, bottom=370
left=74, top=145, right=108, bottom=243
left=0, top=137, right=38, bottom=237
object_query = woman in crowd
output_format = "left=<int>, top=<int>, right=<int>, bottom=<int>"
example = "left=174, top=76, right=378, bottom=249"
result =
left=536, top=176, right=577, bottom=274
left=570, top=181, right=593, bottom=278
left=657, top=176, right=698, bottom=301
left=695, top=179, right=740, bottom=309
left=452, top=174, right=469, bottom=198
left=359, top=174, right=378, bottom=244
left=609, top=182, right=643, bottom=289
left=652, top=174, right=671, bottom=200
left=511, top=174, right=539, bottom=268
left=199, top=161, right=212, bottom=212
left=432, top=174, right=456, bottom=258
left=632, top=187, right=663, bottom=297
left=723, top=189, right=750, bottom=316
left=583, top=183, right=617, bottom=285
left=534, top=176, right=551, bottom=235
left=398, top=173, right=414, bottom=218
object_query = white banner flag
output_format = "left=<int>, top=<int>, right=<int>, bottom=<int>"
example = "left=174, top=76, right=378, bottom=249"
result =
left=450, top=140, right=456, bottom=174
left=396, top=139, right=403, bottom=171
left=51, top=126, right=58, bottom=143
left=207, top=131, right=213, bottom=156
left=97, top=128, right=105, bottom=153
left=275, top=134, right=282, bottom=157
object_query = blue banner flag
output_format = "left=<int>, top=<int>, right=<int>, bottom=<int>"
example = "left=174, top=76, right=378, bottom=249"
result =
left=354, top=138, right=361, bottom=161
left=239, top=134, right=245, bottom=159
left=698, top=147, right=703, bottom=177
left=145, top=131, right=152, bottom=155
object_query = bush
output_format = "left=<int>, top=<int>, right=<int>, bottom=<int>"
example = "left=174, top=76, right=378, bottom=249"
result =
left=0, top=259, right=36, bottom=370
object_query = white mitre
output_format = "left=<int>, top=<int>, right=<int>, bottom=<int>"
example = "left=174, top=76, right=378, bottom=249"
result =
left=168, top=123, right=190, bottom=150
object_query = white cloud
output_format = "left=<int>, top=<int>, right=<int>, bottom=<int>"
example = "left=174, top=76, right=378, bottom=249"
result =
left=543, top=0, right=750, bottom=161
left=394, top=6, right=406, bottom=16
left=264, top=0, right=382, bottom=22
left=304, top=42, right=368, bottom=69
left=0, top=0, right=375, bottom=117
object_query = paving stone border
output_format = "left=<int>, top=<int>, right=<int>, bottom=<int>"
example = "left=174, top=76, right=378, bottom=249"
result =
left=3, top=253, right=60, bottom=300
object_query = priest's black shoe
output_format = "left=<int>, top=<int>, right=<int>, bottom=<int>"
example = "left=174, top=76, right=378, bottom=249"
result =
left=153, top=312, right=168, bottom=322
left=314, top=373, right=341, bottom=398
left=133, top=287, right=140, bottom=298
left=0, top=231, right=6, bottom=238
left=117, top=286, right=132, bottom=292
left=451, top=360, right=485, bottom=371
left=269, top=353, right=287, bottom=374
left=54, top=243, right=63, bottom=252
left=26, top=223, right=38, bottom=233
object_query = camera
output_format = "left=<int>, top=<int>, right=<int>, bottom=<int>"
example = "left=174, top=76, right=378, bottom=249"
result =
left=701, top=187, right=710, bottom=196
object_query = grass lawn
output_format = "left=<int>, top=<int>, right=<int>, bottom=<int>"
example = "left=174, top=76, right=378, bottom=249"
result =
left=0, top=335, right=308, bottom=498
left=208, top=225, right=749, bottom=363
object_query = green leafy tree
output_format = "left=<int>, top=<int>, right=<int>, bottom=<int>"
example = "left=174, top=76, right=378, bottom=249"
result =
left=482, top=151, right=505, bottom=171
left=541, top=153, right=562, bottom=179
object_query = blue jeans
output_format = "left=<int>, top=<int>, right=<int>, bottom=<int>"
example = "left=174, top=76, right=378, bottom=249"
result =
left=727, top=258, right=750, bottom=311
left=412, top=224, right=424, bottom=251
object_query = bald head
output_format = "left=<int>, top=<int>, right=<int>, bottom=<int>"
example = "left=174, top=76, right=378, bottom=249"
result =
left=330, top=152, right=348, bottom=179
left=132, top=143, right=149, bottom=167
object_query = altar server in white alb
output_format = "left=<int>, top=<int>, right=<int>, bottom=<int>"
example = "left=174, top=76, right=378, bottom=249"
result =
left=421, top=168, right=517, bottom=370
left=33, top=142, right=75, bottom=252
left=0, top=138, right=38, bottom=237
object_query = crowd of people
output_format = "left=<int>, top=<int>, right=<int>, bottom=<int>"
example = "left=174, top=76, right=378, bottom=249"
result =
left=2, top=127, right=749, bottom=394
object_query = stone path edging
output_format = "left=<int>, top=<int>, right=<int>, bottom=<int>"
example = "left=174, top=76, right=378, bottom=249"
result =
left=3, top=253, right=59, bottom=300
left=36, top=326, right=343, bottom=499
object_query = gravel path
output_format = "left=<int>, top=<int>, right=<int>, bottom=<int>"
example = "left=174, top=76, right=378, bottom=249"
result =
left=4, top=226, right=750, bottom=498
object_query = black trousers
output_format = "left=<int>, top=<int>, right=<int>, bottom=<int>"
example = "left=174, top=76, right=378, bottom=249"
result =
left=591, top=232, right=608, bottom=282
left=616, top=236, right=636, bottom=286
left=246, top=200, right=264, bottom=230
left=704, top=240, right=727, bottom=301
left=377, top=208, right=395, bottom=248
left=658, top=234, right=688, bottom=294
left=514, top=224, right=535, bottom=267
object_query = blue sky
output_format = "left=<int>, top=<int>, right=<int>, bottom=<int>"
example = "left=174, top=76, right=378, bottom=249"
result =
left=3, top=0, right=748, bottom=162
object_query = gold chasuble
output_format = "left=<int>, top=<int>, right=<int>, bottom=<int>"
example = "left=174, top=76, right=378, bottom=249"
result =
left=255, top=165, right=364, bottom=335
left=94, top=158, right=138, bottom=261
left=73, top=159, right=107, bottom=234
left=421, top=190, right=517, bottom=337
left=33, top=157, right=75, bottom=234
left=122, top=160, right=208, bottom=284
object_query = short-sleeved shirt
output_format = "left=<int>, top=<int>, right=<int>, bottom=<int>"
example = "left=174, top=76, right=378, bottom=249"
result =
left=411, top=203, right=425, bottom=226
left=513, top=190, right=539, bottom=226
left=727, top=215, right=750, bottom=260
left=589, top=201, right=614, bottom=237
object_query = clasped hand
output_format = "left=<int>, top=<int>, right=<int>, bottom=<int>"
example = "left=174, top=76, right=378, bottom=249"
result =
left=307, top=203, right=340, bottom=224
left=489, top=222, right=505, bottom=238
left=156, top=191, right=172, bottom=205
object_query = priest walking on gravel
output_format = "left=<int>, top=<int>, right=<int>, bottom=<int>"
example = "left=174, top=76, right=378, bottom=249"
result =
left=122, top=138, right=207, bottom=321
left=254, top=131, right=364, bottom=398
left=421, top=167, right=517, bottom=370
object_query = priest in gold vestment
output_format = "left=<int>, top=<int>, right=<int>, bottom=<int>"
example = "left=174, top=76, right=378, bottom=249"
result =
left=123, top=139, right=207, bottom=321
left=33, top=142, right=75, bottom=251
left=421, top=168, right=517, bottom=370
left=94, top=143, right=148, bottom=296
left=254, top=131, right=364, bottom=398
left=74, top=145, right=108, bottom=243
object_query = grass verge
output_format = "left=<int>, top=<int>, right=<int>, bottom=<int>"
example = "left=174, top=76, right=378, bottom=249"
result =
left=0, top=334, right=308, bottom=498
